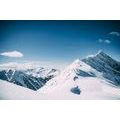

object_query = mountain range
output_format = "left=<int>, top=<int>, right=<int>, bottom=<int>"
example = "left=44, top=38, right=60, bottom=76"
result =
left=0, top=51, right=120, bottom=99
left=0, top=67, right=59, bottom=90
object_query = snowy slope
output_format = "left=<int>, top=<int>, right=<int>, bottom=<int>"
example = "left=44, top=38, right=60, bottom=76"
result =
left=1, top=77, right=120, bottom=100
left=39, top=59, right=102, bottom=92
left=0, top=80, right=50, bottom=100
left=0, top=51, right=120, bottom=99
left=39, top=59, right=120, bottom=99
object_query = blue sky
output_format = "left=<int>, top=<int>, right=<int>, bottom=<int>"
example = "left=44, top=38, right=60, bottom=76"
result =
left=0, top=21, right=120, bottom=68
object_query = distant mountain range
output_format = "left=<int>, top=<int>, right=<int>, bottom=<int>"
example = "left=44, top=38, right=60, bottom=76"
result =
left=0, top=67, right=59, bottom=90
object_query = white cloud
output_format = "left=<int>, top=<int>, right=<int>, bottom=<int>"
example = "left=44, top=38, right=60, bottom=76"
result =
left=104, top=39, right=111, bottom=44
left=98, top=39, right=111, bottom=44
left=0, top=51, right=24, bottom=58
left=109, top=32, right=120, bottom=36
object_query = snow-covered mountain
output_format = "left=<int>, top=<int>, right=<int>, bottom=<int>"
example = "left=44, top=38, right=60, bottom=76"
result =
left=0, top=63, right=59, bottom=91
left=39, top=58, right=102, bottom=93
left=39, top=51, right=120, bottom=99
left=0, top=51, right=120, bottom=99
left=82, top=51, right=120, bottom=86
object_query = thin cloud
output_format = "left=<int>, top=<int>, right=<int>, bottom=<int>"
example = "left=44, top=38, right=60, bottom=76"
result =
left=98, top=39, right=103, bottom=43
left=104, top=39, right=111, bottom=44
left=109, top=32, right=120, bottom=36
left=0, top=51, right=24, bottom=58
left=98, top=39, right=111, bottom=44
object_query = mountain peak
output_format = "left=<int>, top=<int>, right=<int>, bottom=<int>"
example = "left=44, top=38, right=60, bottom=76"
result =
left=67, top=59, right=96, bottom=75
left=73, top=59, right=81, bottom=64
left=71, top=59, right=88, bottom=69
left=95, top=50, right=108, bottom=57
left=86, top=50, right=106, bottom=58
left=85, top=50, right=111, bottom=61
left=82, top=51, right=120, bottom=86
left=96, top=50, right=104, bottom=55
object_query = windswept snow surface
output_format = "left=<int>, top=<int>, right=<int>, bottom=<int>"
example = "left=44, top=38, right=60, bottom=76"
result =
left=0, top=77, right=120, bottom=100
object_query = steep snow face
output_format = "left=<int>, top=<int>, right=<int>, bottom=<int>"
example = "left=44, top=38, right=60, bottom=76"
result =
left=53, top=59, right=101, bottom=81
left=69, top=59, right=101, bottom=78
left=39, top=59, right=103, bottom=94
left=0, top=62, right=59, bottom=91
left=39, top=57, right=120, bottom=99
left=82, top=51, right=120, bottom=86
